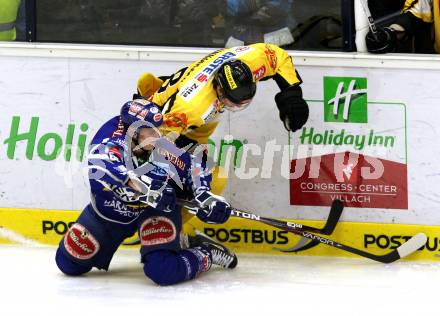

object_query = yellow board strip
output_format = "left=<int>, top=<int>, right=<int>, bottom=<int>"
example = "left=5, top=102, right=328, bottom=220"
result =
left=1, top=208, right=438, bottom=261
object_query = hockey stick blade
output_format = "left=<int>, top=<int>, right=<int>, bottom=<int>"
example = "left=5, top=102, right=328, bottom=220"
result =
left=357, top=232, right=427, bottom=264
left=396, top=232, right=427, bottom=260
left=273, top=237, right=320, bottom=253
left=273, top=199, right=344, bottom=253
left=276, top=199, right=345, bottom=253
left=292, top=230, right=427, bottom=263
left=321, top=199, right=344, bottom=235
left=274, top=239, right=321, bottom=253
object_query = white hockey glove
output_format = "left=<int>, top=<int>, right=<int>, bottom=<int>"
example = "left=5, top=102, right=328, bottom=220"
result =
left=128, top=173, right=176, bottom=211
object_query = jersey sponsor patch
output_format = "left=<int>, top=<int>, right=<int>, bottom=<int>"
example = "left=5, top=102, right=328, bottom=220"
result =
left=108, top=146, right=123, bottom=162
left=153, top=113, right=162, bottom=122
left=139, top=216, right=177, bottom=246
left=110, top=138, right=129, bottom=151
left=103, top=199, right=142, bottom=217
left=264, top=45, right=278, bottom=70
left=164, top=112, right=188, bottom=129
left=253, top=65, right=266, bottom=80
left=147, top=163, right=169, bottom=177
left=128, top=102, right=148, bottom=119
left=112, top=118, right=125, bottom=137
left=181, top=82, right=200, bottom=97
left=234, top=46, right=251, bottom=53
left=224, top=65, right=238, bottom=90
left=179, top=51, right=237, bottom=101
left=201, top=99, right=221, bottom=123
left=196, top=74, right=208, bottom=83
left=202, top=51, right=237, bottom=75
left=64, top=223, right=100, bottom=260
left=156, top=147, right=187, bottom=170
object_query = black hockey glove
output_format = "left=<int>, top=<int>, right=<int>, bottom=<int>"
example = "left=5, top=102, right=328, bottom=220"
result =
left=365, top=26, right=397, bottom=54
left=275, top=85, right=309, bottom=132
left=195, top=191, right=231, bottom=224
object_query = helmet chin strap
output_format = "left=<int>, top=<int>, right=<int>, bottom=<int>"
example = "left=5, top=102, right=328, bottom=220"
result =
left=214, top=84, right=226, bottom=112
left=216, top=94, right=226, bottom=111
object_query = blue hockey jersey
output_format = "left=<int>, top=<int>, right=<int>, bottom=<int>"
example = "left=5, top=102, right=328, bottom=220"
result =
left=86, top=116, right=212, bottom=224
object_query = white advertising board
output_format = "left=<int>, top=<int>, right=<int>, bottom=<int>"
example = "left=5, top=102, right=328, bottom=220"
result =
left=0, top=44, right=439, bottom=225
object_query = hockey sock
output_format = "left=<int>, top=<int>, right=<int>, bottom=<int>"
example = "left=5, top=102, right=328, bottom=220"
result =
left=181, top=247, right=212, bottom=279
left=143, top=248, right=212, bottom=286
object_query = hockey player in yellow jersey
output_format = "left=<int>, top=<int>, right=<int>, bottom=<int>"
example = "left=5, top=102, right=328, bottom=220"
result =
left=137, top=43, right=309, bottom=146
left=136, top=43, right=308, bottom=202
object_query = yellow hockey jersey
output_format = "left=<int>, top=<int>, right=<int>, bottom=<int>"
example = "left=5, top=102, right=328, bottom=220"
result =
left=137, top=43, right=301, bottom=144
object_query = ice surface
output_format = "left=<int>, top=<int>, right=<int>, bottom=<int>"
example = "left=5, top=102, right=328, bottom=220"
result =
left=1, top=245, right=439, bottom=316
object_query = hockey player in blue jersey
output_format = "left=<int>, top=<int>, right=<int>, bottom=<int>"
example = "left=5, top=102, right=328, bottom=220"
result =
left=55, top=98, right=237, bottom=285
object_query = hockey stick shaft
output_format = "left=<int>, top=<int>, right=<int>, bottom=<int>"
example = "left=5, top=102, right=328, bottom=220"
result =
left=233, top=201, right=343, bottom=235
left=359, top=0, right=379, bottom=40
left=182, top=199, right=344, bottom=236
left=181, top=200, right=427, bottom=263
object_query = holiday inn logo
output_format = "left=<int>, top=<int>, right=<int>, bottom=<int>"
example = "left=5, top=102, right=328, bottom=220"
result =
left=324, top=76, right=368, bottom=123
left=291, top=75, right=408, bottom=209
left=300, top=76, right=395, bottom=151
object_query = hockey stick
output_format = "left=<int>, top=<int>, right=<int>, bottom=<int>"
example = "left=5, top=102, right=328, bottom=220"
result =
left=212, top=199, right=344, bottom=252
left=181, top=200, right=427, bottom=263
left=121, top=199, right=343, bottom=246
left=315, top=199, right=344, bottom=235
left=359, top=0, right=379, bottom=40
left=182, top=198, right=344, bottom=236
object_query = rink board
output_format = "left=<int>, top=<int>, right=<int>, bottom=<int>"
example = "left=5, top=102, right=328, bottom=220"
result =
left=0, top=207, right=438, bottom=261
left=1, top=44, right=440, bottom=260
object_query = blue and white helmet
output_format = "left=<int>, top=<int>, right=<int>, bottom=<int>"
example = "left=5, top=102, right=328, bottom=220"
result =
left=120, top=98, right=163, bottom=129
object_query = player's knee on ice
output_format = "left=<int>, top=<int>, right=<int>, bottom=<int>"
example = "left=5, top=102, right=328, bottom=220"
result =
left=55, top=248, right=92, bottom=276
left=142, top=250, right=192, bottom=286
